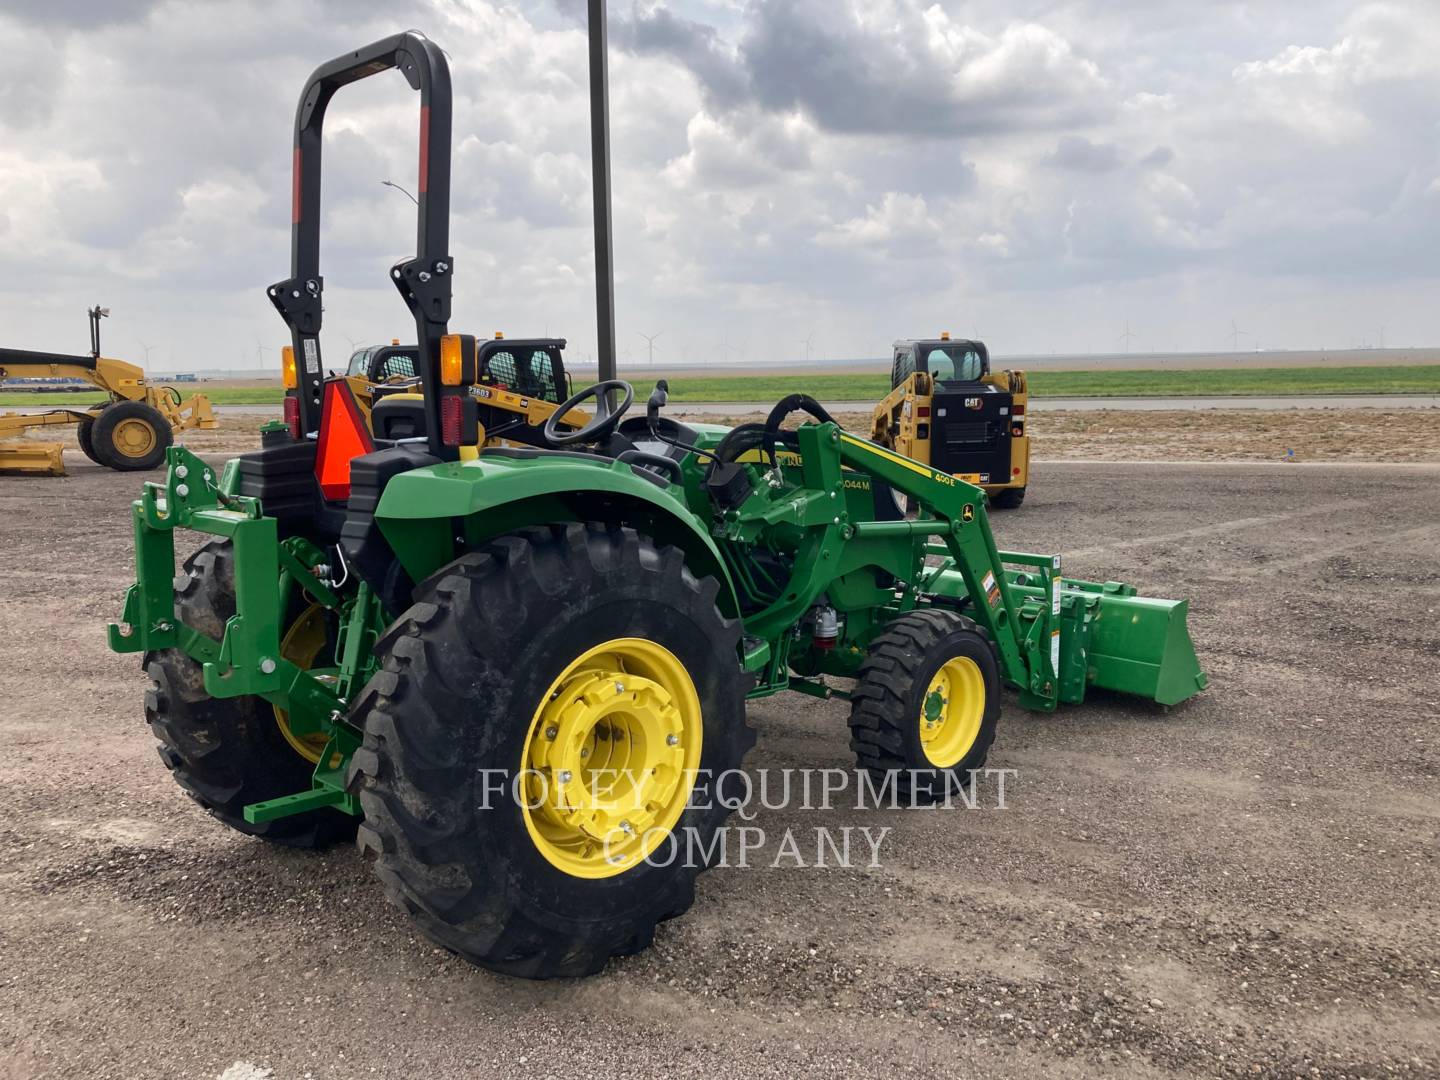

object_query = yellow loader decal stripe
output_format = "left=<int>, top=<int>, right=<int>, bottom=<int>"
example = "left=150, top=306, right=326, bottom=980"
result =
left=840, top=433, right=945, bottom=482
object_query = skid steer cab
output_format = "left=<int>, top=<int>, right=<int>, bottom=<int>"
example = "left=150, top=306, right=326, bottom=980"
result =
left=871, top=333, right=1030, bottom=509
left=109, top=31, right=1205, bottom=982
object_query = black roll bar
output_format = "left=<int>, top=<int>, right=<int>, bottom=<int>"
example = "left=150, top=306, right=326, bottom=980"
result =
left=267, top=31, right=454, bottom=457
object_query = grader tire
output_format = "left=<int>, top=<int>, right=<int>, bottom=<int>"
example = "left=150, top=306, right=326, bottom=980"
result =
left=990, top=487, right=1026, bottom=510
left=848, top=609, right=1000, bottom=803
left=144, top=540, right=358, bottom=848
left=349, top=524, right=754, bottom=978
left=93, top=399, right=172, bottom=471
left=76, top=410, right=104, bottom=464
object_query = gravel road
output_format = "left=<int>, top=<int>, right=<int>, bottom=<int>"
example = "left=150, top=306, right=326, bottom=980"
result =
left=0, top=456, right=1436, bottom=1079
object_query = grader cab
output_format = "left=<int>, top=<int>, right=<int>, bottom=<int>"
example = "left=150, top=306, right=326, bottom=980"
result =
left=109, top=32, right=1206, bottom=979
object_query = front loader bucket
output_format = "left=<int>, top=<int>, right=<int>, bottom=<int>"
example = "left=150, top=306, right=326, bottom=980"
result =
left=1082, top=589, right=1207, bottom=707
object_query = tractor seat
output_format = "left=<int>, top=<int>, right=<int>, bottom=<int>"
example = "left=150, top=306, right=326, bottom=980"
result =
left=370, top=393, right=428, bottom=442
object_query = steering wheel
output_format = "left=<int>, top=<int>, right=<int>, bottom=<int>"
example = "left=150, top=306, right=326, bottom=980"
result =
left=543, top=379, right=635, bottom=446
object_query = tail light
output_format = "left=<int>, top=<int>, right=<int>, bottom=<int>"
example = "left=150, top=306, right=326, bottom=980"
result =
left=441, top=395, right=463, bottom=446
left=916, top=406, right=931, bottom=418
left=283, top=395, right=301, bottom=440
left=1012, top=403, right=1025, bottom=416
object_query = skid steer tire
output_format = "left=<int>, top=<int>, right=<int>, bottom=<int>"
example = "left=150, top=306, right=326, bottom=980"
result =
left=76, top=409, right=105, bottom=464
left=350, top=523, right=754, bottom=979
left=990, top=487, right=1026, bottom=510
left=92, top=399, right=172, bottom=471
left=144, top=540, right=358, bottom=848
left=848, top=609, right=1000, bottom=804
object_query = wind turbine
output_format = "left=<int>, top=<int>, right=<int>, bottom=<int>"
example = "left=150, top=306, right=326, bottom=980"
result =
left=800, top=333, right=813, bottom=363
left=136, top=338, right=156, bottom=366
left=1118, top=320, right=1135, bottom=353
left=1227, top=319, right=1249, bottom=351
left=638, top=330, right=663, bottom=365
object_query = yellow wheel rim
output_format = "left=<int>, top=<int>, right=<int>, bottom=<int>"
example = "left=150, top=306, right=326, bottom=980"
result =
left=112, top=417, right=158, bottom=458
left=272, top=604, right=338, bottom=765
left=919, top=655, right=985, bottom=768
left=521, top=638, right=702, bottom=880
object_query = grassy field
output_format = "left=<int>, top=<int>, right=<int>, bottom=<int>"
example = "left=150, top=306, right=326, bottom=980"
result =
left=2, top=364, right=1437, bottom=407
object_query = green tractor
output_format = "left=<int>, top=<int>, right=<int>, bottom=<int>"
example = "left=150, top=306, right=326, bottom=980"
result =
left=109, top=33, right=1206, bottom=978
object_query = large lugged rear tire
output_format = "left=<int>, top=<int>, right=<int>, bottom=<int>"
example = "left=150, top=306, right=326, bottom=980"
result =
left=349, top=524, right=754, bottom=978
left=93, top=399, right=172, bottom=471
left=848, top=609, right=1000, bottom=803
left=144, top=540, right=358, bottom=848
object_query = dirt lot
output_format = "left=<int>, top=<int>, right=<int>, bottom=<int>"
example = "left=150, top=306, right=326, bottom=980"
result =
left=1, top=452, right=1437, bottom=1080
left=15, top=406, right=1440, bottom=464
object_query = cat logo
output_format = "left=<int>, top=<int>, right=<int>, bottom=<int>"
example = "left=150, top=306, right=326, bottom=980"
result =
left=964, top=396, right=983, bottom=410
left=961, top=503, right=975, bottom=523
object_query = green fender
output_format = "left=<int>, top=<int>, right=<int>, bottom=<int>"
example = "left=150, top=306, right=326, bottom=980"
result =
left=373, top=452, right=741, bottom=616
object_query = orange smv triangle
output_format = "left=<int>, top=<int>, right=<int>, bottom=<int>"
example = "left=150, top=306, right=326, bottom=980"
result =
left=313, top=379, right=374, bottom=501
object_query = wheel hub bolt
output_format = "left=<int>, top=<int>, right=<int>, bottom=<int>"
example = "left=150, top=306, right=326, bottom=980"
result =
left=614, top=681, right=625, bottom=693
left=545, top=726, right=558, bottom=740
left=619, top=820, right=633, bottom=834
left=666, top=734, right=679, bottom=747
left=558, top=770, right=573, bottom=784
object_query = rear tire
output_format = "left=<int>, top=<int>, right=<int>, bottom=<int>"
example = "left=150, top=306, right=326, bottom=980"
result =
left=92, top=399, right=171, bottom=471
left=349, top=523, right=754, bottom=978
left=76, top=408, right=105, bottom=464
left=990, top=486, right=1026, bottom=510
left=848, top=610, right=1000, bottom=803
left=144, top=540, right=358, bottom=848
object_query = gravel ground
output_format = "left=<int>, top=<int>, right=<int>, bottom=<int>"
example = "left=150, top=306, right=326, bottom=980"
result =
left=0, top=452, right=1437, bottom=1079
left=16, top=405, right=1440, bottom=464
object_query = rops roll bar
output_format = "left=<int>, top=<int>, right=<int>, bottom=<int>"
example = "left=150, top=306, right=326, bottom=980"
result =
left=267, top=31, right=454, bottom=457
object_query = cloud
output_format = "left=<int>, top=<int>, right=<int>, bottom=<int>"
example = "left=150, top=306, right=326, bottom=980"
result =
left=1044, top=135, right=1122, bottom=172
left=0, top=0, right=1439, bottom=365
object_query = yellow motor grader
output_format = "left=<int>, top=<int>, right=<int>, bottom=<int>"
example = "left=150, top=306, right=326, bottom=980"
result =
left=0, top=307, right=216, bottom=476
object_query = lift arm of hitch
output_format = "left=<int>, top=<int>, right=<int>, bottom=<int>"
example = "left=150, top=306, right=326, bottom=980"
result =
left=107, top=447, right=344, bottom=715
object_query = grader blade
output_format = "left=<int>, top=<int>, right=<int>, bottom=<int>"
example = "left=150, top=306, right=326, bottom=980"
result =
left=0, top=438, right=66, bottom=475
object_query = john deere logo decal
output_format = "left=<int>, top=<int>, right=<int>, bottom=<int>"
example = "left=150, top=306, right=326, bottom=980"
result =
left=961, top=504, right=975, bottom=523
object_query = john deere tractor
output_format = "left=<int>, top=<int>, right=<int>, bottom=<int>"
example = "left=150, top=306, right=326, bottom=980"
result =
left=110, top=34, right=1206, bottom=979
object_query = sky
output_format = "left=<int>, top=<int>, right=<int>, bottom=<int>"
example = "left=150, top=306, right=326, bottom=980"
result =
left=1, top=0, right=1438, bottom=371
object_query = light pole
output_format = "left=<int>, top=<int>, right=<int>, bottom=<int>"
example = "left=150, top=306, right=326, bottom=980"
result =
left=588, top=0, right=617, bottom=382
left=380, top=179, right=419, bottom=206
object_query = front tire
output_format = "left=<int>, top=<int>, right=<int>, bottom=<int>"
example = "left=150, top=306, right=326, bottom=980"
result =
left=350, top=524, right=754, bottom=978
left=848, top=610, right=1000, bottom=803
